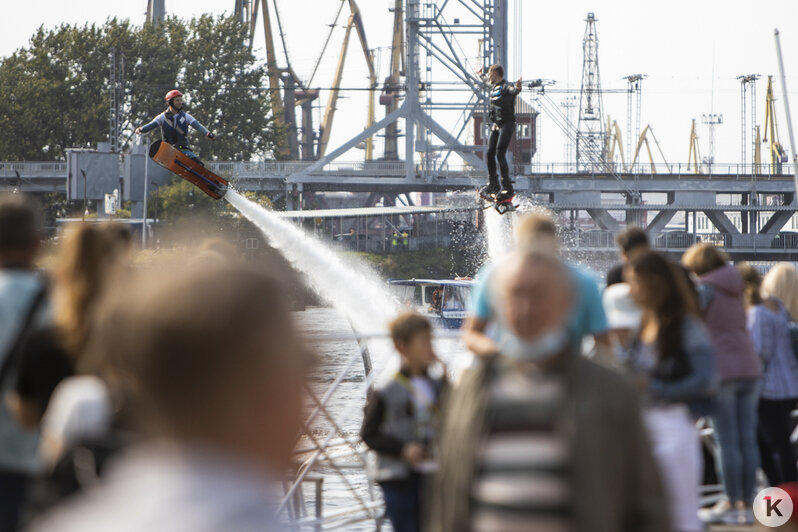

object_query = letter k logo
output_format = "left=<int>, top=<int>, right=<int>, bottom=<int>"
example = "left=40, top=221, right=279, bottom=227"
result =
left=766, top=496, right=783, bottom=517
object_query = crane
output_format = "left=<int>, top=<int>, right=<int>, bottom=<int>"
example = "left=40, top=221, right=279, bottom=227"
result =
left=380, top=0, right=404, bottom=160
left=630, top=125, right=671, bottom=174
left=763, top=75, right=788, bottom=174
left=687, top=119, right=701, bottom=174
left=318, top=0, right=377, bottom=160
left=604, top=117, right=627, bottom=171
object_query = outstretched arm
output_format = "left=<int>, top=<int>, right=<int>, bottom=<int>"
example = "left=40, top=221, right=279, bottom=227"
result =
left=186, top=113, right=215, bottom=140
left=135, top=117, right=160, bottom=135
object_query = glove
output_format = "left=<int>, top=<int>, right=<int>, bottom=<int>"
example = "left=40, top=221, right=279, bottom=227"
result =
left=206, top=132, right=216, bottom=140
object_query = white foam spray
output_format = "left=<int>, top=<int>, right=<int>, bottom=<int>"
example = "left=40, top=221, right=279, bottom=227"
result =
left=225, top=191, right=395, bottom=334
left=484, top=206, right=515, bottom=262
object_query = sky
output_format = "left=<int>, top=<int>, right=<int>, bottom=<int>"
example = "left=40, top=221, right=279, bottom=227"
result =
left=2, top=0, right=798, bottom=167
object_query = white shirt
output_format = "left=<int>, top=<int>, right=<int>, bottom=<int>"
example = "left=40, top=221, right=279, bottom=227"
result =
left=40, top=376, right=112, bottom=465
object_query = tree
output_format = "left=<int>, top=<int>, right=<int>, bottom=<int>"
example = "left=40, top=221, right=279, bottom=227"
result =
left=0, top=16, right=279, bottom=161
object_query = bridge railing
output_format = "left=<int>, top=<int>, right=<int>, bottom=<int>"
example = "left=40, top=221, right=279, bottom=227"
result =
left=2, top=158, right=794, bottom=181
left=0, top=161, right=68, bottom=178
left=530, top=162, right=795, bottom=179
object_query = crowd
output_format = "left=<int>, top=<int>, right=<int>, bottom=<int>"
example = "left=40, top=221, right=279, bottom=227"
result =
left=364, top=216, right=798, bottom=532
left=4, top=188, right=798, bottom=532
left=0, top=193, right=309, bottom=532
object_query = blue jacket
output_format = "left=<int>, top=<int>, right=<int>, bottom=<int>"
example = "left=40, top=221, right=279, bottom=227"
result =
left=140, top=110, right=209, bottom=149
left=627, top=316, right=718, bottom=418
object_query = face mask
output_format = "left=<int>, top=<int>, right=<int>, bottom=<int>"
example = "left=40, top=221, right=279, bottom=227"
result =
left=500, top=327, right=569, bottom=361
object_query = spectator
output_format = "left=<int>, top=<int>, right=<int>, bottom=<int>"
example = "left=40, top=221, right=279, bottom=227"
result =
left=30, top=264, right=309, bottom=532
left=464, top=211, right=611, bottom=363
left=8, top=224, right=130, bottom=437
left=0, top=194, right=46, bottom=531
left=360, top=312, right=446, bottom=532
left=602, top=283, right=642, bottom=355
left=763, top=263, right=798, bottom=320
left=606, top=226, right=650, bottom=286
left=625, top=251, right=717, bottom=531
left=683, top=243, right=761, bottom=525
left=431, top=250, right=668, bottom=532
left=739, top=264, right=798, bottom=486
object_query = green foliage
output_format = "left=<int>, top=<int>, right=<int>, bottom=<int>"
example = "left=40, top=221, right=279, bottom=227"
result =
left=0, top=16, right=278, bottom=161
left=348, top=244, right=484, bottom=280
left=149, top=177, right=272, bottom=222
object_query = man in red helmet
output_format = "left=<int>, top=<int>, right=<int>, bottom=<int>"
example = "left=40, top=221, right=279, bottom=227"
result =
left=135, top=90, right=216, bottom=164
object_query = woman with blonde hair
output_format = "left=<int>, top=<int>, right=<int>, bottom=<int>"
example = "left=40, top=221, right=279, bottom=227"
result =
left=739, top=264, right=798, bottom=487
left=8, top=223, right=130, bottom=433
left=763, top=263, right=798, bottom=320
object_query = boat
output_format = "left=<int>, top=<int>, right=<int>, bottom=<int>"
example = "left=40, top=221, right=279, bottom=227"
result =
left=387, top=278, right=474, bottom=329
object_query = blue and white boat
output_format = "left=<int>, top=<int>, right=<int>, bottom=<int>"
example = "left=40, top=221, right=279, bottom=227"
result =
left=387, top=278, right=474, bottom=329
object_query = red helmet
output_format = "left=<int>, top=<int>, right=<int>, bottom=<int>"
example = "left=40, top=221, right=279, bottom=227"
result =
left=165, top=89, right=183, bottom=101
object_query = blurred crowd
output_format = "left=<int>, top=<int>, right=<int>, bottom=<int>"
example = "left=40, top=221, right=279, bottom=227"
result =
left=4, top=190, right=798, bottom=532
left=0, top=194, right=309, bottom=532
left=366, top=214, right=798, bottom=532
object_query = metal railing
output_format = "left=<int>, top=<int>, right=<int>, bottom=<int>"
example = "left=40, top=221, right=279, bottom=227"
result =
left=0, top=161, right=69, bottom=178
left=2, top=159, right=793, bottom=181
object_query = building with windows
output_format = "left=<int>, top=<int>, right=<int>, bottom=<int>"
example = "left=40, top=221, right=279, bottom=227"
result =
left=472, top=98, right=538, bottom=174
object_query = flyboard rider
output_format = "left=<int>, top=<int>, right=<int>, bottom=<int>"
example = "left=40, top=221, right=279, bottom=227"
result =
left=477, top=64, right=522, bottom=203
left=135, top=90, right=216, bottom=165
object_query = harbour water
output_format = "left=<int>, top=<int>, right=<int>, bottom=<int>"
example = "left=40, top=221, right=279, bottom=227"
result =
left=296, top=306, right=472, bottom=530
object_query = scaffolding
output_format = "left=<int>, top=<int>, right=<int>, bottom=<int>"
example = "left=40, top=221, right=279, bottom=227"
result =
left=288, top=0, right=507, bottom=186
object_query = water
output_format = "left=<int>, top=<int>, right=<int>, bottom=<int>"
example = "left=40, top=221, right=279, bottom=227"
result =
left=297, top=307, right=471, bottom=530
left=223, top=190, right=485, bottom=528
left=484, top=206, right=515, bottom=262
left=226, top=190, right=396, bottom=334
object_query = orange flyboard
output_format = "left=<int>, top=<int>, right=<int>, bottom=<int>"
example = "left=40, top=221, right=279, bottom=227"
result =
left=148, top=140, right=228, bottom=200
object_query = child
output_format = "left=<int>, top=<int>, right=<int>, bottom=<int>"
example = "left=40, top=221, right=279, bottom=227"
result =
left=360, top=312, right=446, bottom=532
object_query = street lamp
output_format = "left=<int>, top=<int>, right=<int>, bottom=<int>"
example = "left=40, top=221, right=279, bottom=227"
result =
left=141, top=136, right=150, bottom=248
left=151, top=181, right=160, bottom=240
left=80, top=169, right=88, bottom=222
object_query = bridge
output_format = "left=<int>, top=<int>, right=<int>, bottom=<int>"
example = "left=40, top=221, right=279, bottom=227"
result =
left=2, top=158, right=797, bottom=259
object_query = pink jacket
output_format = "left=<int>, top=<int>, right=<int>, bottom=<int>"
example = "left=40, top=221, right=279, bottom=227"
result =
left=701, top=265, right=761, bottom=381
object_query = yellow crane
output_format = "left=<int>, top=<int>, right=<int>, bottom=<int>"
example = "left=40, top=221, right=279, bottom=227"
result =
left=630, top=125, right=671, bottom=174
left=318, top=0, right=377, bottom=160
left=380, top=0, right=404, bottom=160
left=604, top=117, right=627, bottom=171
left=687, top=119, right=701, bottom=174
left=763, top=75, right=787, bottom=174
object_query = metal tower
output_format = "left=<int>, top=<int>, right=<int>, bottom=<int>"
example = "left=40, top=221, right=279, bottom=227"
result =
left=559, top=96, right=577, bottom=168
left=624, top=74, right=644, bottom=168
left=108, top=48, right=125, bottom=153
left=289, top=0, right=505, bottom=184
left=146, top=0, right=165, bottom=24
left=577, top=13, right=605, bottom=172
left=738, top=74, right=759, bottom=169
left=702, top=113, right=723, bottom=169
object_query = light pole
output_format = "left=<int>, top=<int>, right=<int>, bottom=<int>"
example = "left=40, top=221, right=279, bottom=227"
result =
left=80, top=169, right=87, bottom=222
left=142, top=137, right=149, bottom=248
left=151, top=181, right=160, bottom=241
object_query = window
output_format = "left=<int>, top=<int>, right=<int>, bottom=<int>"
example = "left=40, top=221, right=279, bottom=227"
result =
left=517, top=123, right=530, bottom=139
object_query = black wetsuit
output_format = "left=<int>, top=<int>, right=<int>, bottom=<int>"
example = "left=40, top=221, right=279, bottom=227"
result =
left=487, top=80, right=520, bottom=190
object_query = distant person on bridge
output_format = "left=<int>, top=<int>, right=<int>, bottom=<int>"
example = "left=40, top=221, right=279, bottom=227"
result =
left=135, top=90, right=216, bottom=165
left=477, top=64, right=521, bottom=203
